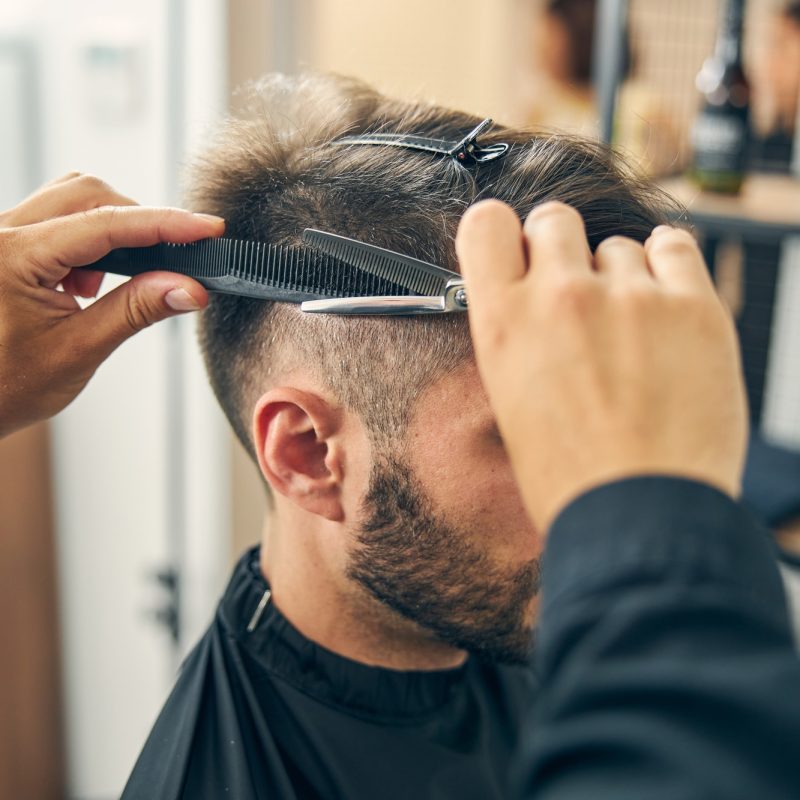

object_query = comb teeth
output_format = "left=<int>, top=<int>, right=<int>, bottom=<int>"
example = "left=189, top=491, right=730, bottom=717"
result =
left=302, top=231, right=449, bottom=297
left=324, top=237, right=444, bottom=297
left=117, top=239, right=413, bottom=299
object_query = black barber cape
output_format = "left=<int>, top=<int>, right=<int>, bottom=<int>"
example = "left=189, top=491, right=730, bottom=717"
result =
left=124, top=478, right=800, bottom=800
left=122, top=547, right=537, bottom=799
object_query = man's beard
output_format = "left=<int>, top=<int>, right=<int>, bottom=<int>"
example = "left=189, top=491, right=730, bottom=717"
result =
left=346, top=454, right=541, bottom=665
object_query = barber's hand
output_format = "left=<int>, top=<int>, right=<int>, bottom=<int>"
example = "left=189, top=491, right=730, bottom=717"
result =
left=0, top=173, right=224, bottom=439
left=456, top=200, right=747, bottom=532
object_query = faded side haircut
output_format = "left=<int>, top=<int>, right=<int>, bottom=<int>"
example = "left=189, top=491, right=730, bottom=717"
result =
left=189, top=73, right=678, bottom=465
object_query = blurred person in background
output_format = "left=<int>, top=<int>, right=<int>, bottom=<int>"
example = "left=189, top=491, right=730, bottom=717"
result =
left=738, top=0, right=800, bottom=593
left=750, top=1, right=800, bottom=170
left=524, top=0, right=602, bottom=133
left=522, top=0, right=678, bottom=175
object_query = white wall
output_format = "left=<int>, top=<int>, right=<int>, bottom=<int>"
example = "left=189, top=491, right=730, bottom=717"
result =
left=761, top=124, right=800, bottom=448
left=763, top=240, right=800, bottom=448
left=177, top=0, right=232, bottom=662
left=1, top=1, right=230, bottom=797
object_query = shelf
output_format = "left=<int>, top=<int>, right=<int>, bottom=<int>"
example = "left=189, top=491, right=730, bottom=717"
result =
left=659, top=174, right=800, bottom=240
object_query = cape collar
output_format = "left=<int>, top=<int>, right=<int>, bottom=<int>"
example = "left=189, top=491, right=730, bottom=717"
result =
left=218, top=546, right=469, bottom=721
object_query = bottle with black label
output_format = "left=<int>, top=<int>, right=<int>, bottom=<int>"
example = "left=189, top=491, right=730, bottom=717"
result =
left=690, top=0, right=750, bottom=193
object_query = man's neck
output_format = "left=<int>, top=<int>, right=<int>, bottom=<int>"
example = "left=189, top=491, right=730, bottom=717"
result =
left=259, top=509, right=467, bottom=671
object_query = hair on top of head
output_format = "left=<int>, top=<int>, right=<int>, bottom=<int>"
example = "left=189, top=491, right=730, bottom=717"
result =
left=188, top=72, right=680, bottom=472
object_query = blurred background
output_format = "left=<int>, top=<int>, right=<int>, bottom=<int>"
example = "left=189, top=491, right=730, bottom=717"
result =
left=0, top=1, right=798, bottom=797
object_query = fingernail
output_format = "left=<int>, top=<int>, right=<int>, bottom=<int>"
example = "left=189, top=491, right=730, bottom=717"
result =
left=651, top=225, right=674, bottom=236
left=165, top=288, right=201, bottom=312
left=193, top=213, right=225, bottom=224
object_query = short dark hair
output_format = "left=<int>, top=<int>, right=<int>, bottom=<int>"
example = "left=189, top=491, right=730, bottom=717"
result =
left=189, top=73, right=676, bottom=465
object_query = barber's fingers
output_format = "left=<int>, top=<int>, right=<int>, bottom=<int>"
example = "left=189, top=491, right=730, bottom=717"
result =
left=3, top=173, right=137, bottom=228
left=44, top=171, right=86, bottom=187
left=594, top=235, right=651, bottom=282
left=456, top=200, right=527, bottom=314
left=61, top=269, right=105, bottom=299
left=645, top=226, right=715, bottom=294
left=457, top=200, right=526, bottom=282
left=523, top=202, right=593, bottom=278
left=0, top=172, right=80, bottom=219
left=18, top=205, right=225, bottom=283
left=62, top=272, right=209, bottom=367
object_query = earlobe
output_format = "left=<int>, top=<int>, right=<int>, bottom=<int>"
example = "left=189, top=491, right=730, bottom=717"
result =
left=253, top=388, right=345, bottom=522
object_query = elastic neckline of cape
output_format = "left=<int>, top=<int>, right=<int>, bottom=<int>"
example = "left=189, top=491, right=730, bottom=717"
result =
left=218, top=546, right=471, bottom=721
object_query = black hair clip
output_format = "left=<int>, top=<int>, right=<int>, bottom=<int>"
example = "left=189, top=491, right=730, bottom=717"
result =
left=334, top=118, right=510, bottom=165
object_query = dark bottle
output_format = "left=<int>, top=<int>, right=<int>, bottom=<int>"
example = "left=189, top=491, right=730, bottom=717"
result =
left=690, top=0, right=751, bottom=193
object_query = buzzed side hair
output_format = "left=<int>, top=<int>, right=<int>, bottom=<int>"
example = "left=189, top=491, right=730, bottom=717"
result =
left=188, top=73, right=677, bottom=465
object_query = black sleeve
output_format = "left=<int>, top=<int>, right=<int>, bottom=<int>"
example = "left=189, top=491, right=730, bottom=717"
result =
left=517, top=477, right=800, bottom=800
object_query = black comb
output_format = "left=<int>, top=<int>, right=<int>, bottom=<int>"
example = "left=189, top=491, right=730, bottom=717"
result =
left=301, top=229, right=455, bottom=297
left=84, top=237, right=415, bottom=302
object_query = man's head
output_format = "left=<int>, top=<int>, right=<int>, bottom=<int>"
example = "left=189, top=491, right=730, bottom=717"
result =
left=191, top=73, right=674, bottom=664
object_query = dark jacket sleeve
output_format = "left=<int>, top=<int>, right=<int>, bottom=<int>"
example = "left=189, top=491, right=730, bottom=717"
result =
left=517, top=477, right=800, bottom=800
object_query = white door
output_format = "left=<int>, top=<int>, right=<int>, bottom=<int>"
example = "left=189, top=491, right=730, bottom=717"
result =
left=2, top=1, right=229, bottom=796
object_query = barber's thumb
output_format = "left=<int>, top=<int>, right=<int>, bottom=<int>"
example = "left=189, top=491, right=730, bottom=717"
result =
left=73, top=273, right=209, bottom=364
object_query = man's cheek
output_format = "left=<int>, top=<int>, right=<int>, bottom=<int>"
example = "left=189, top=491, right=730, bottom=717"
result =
left=474, top=463, right=541, bottom=549
left=464, top=471, right=534, bottom=532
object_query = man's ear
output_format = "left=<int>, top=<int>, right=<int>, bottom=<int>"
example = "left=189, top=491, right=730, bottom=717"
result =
left=253, top=388, right=345, bottom=522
